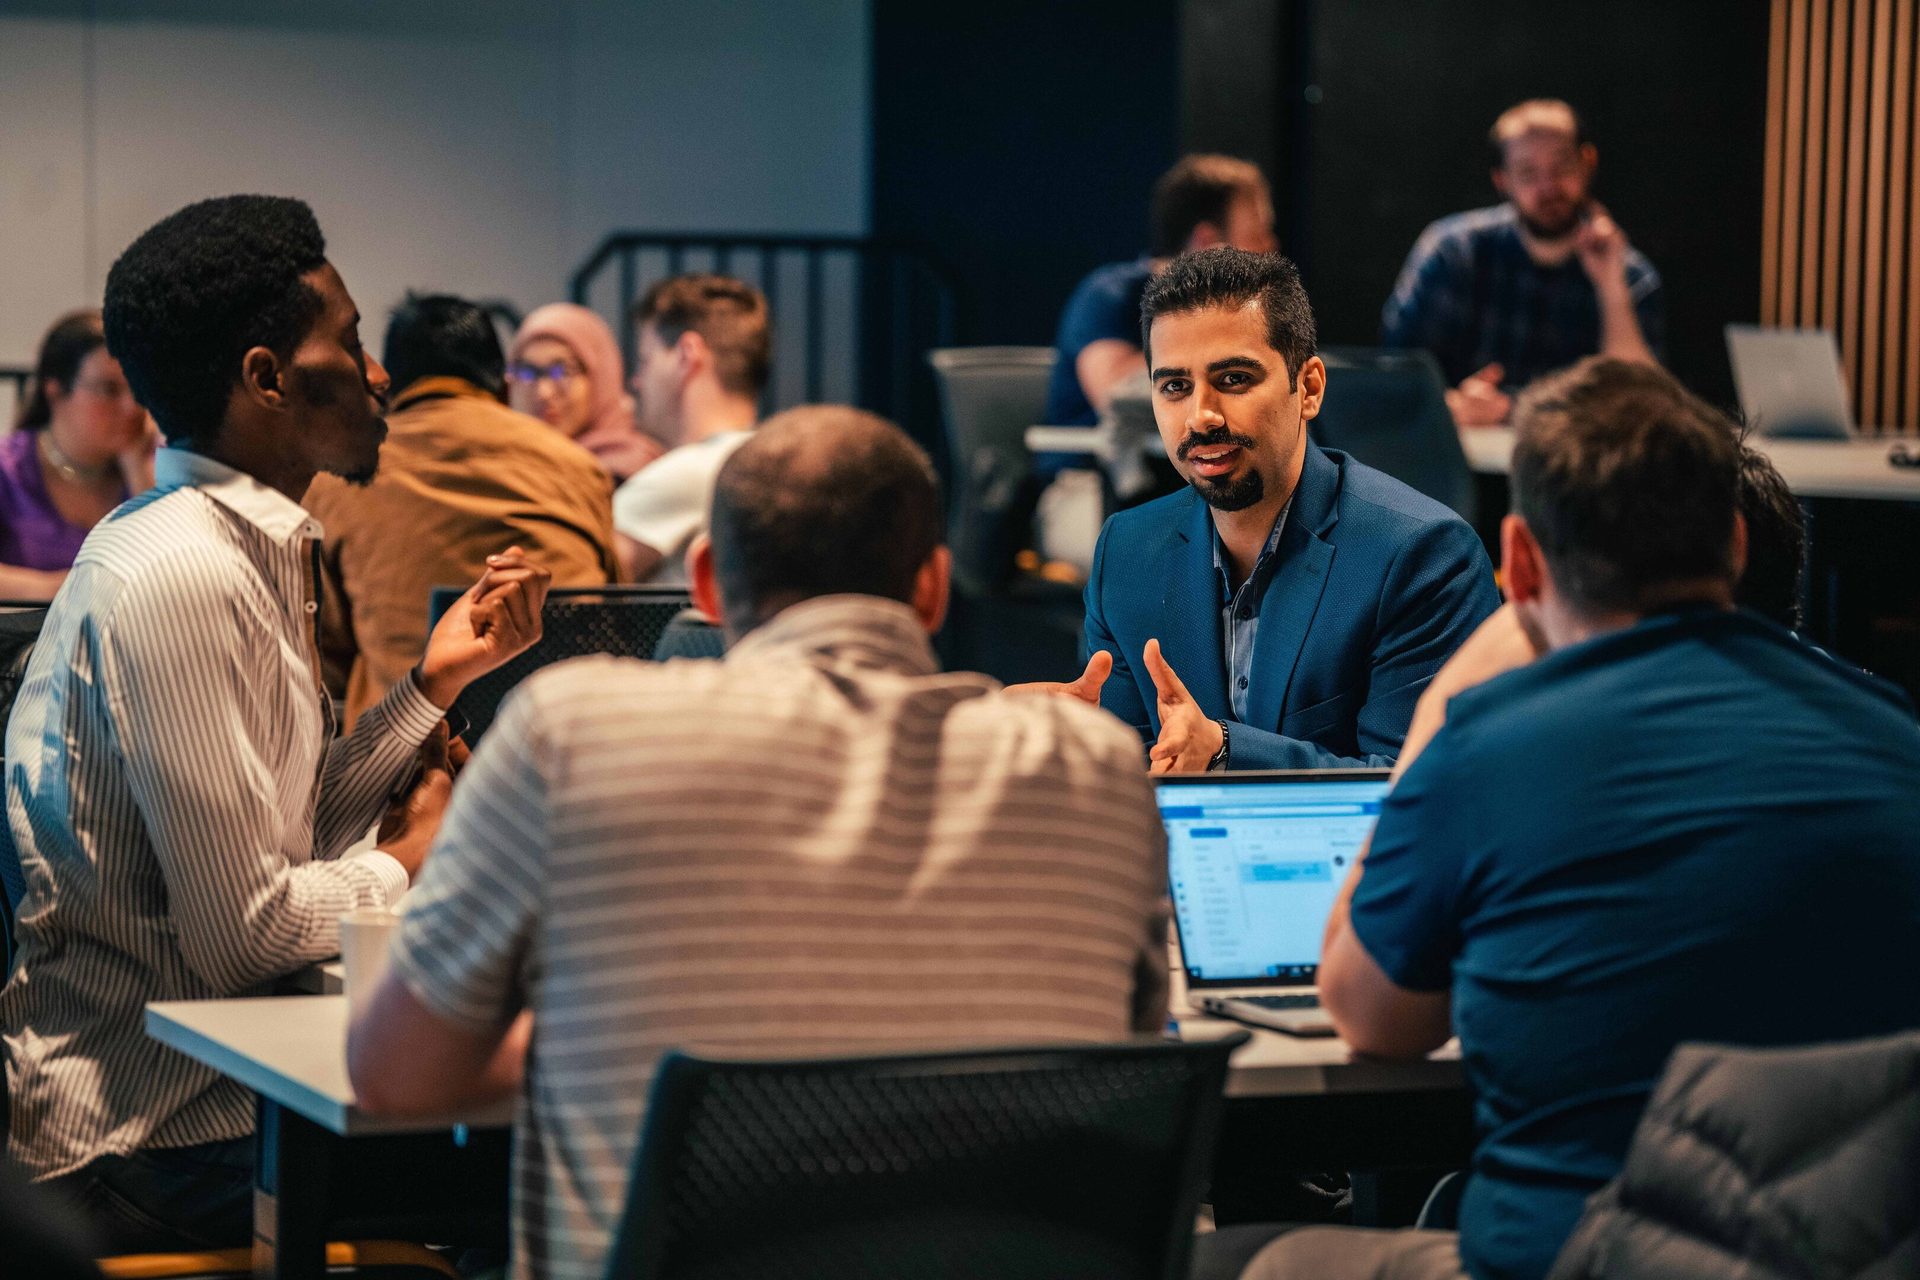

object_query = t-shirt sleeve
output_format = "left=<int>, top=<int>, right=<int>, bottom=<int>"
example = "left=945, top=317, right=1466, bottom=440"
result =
left=609, top=446, right=716, bottom=563
left=388, top=682, right=551, bottom=1032
left=1057, top=270, right=1144, bottom=358
left=1346, top=728, right=1475, bottom=992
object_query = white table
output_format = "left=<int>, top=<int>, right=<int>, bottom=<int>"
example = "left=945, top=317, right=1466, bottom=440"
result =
left=147, top=998, right=512, bottom=1280
left=149, top=994, right=1464, bottom=1271
left=1461, top=426, right=1920, bottom=502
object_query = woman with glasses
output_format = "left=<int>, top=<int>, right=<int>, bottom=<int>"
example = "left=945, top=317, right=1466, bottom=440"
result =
left=506, top=303, right=663, bottom=482
left=0, top=310, right=157, bottom=599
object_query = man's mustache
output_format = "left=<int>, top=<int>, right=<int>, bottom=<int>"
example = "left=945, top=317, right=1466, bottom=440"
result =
left=1176, top=428, right=1258, bottom=461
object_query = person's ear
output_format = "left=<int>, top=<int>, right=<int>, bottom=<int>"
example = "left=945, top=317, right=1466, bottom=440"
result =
left=687, top=534, right=725, bottom=627
left=1491, top=167, right=1511, bottom=199
left=676, top=331, right=709, bottom=383
left=1729, top=511, right=1749, bottom=584
left=1578, top=142, right=1598, bottom=177
left=1500, top=514, right=1545, bottom=605
left=1296, top=355, right=1327, bottom=422
left=913, top=545, right=952, bottom=635
left=240, top=346, right=287, bottom=412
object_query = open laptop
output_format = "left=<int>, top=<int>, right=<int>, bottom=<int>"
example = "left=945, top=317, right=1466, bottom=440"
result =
left=1158, top=769, right=1391, bottom=1036
left=1725, top=325, right=1856, bottom=439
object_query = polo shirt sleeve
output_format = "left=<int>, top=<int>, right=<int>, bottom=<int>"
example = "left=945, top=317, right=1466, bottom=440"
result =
left=1380, top=222, right=1477, bottom=386
left=1058, top=268, right=1144, bottom=359
left=388, top=682, right=551, bottom=1033
left=1346, top=728, right=1474, bottom=992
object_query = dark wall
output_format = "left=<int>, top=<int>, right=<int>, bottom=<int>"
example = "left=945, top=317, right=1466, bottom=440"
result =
left=1187, top=0, right=1771, bottom=406
left=869, top=0, right=1181, bottom=348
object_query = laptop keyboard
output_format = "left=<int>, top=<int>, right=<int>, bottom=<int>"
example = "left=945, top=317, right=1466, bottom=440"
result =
left=1236, top=993, right=1321, bottom=1010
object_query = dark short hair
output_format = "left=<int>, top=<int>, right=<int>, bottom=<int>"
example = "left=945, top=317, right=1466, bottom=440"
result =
left=383, top=293, right=506, bottom=400
left=1140, top=247, right=1317, bottom=390
left=103, top=195, right=328, bottom=446
left=1736, top=440, right=1806, bottom=630
left=1150, top=154, right=1267, bottom=258
left=16, top=309, right=106, bottom=431
left=631, top=274, right=771, bottom=399
left=709, top=406, right=942, bottom=632
left=1511, top=358, right=1742, bottom=615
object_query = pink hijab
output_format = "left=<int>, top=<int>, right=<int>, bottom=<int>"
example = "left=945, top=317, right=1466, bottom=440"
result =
left=509, top=303, right=661, bottom=481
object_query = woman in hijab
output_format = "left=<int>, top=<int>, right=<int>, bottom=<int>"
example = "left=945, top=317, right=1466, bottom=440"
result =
left=507, top=303, right=663, bottom=482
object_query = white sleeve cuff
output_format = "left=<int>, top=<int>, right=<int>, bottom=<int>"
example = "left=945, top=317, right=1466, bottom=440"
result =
left=351, top=849, right=410, bottom=905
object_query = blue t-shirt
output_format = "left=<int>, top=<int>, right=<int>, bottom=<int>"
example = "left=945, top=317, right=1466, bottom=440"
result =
left=1350, top=608, right=1920, bottom=1280
left=1380, top=204, right=1664, bottom=389
left=1044, top=257, right=1155, bottom=426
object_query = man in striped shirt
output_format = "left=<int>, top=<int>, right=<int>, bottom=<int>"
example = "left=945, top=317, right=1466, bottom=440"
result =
left=1, top=196, right=549, bottom=1250
left=349, top=406, right=1171, bottom=1280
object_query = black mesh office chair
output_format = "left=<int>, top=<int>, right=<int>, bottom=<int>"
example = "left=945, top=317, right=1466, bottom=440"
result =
left=651, top=609, right=726, bottom=662
left=427, top=586, right=690, bottom=743
left=1312, top=346, right=1477, bottom=524
left=602, top=1033, right=1247, bottom=1280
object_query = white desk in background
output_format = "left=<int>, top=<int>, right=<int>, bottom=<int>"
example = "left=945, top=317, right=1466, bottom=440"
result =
left=1461, top=426, right=1920, bottom=503
left=147, top=994, right=1465, bottom=1276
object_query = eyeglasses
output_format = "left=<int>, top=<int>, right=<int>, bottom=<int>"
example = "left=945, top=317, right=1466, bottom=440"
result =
left=506, top=361, right=585, bottom=388
left=73, top=378, right=135, bottom=402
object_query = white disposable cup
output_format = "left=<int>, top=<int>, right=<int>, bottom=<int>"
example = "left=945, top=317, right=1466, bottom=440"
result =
left=339, top=907, right=401, bottom=1019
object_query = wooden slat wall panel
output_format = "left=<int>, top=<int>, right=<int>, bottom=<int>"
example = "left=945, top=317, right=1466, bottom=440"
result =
left=1765, top=0, right=1920, bottom=432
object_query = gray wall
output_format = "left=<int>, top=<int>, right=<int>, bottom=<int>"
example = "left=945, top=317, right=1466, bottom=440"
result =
left=0, top=0, right=870, bottom=390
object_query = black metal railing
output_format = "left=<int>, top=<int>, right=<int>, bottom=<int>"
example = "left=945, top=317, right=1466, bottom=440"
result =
left=569, top=233, right=959, bottom=455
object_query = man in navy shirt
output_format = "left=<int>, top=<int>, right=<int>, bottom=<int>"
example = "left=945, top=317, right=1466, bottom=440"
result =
left=1227, top=358, right=1920, bottom=1280
left=1044, top=154, right=1275, bottom=428
left=1382, top=100, right=1663, bottom=429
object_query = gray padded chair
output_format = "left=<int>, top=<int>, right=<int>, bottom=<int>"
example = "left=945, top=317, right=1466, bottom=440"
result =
left=927, top=346, right=1056, bottom=596
left=1312, top=346, right=1477, bottom=524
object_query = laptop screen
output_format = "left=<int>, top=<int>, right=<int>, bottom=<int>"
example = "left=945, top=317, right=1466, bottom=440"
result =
left=1157, top=771, right=1390, bottom=988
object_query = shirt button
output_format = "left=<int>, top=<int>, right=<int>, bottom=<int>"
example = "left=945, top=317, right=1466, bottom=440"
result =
left=1236, top=607, right=1252, bottom=620
left=304, top=601, right=317, bottom=614
left=1237, top=676, right=1249, bottom=689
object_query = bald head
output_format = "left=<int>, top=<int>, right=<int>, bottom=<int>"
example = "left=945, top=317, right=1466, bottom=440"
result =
left=707, top=405, right=945, bottom=634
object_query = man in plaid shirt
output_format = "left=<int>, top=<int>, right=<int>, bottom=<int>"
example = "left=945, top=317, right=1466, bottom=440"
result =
left=1382, top=99, right=1663, bottom=429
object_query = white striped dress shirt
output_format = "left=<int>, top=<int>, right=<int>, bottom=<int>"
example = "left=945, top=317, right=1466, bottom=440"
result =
left=2, top=447, right=440, bottom=1180
left=390, top=594, right=1170, bottom=1280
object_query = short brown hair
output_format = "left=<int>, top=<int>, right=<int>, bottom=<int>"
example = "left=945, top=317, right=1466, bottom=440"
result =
left=1490, top=99, right=1584, bottom=164
left=1511, top=358, right=1741, bottom=616
left=710, top=406, right=942, bottom=633
left=1151, top=155, right=1267, bottom=258
left=631, top=273, right=771, bottom=398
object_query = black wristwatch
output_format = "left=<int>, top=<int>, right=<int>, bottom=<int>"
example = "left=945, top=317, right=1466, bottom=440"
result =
left=1207, top=719, right=1231, bottom=771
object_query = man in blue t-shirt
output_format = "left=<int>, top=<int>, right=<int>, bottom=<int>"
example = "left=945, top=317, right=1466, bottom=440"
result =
left=1043, top=154, right=1275, bottom=429
left=1381, top=100, right=1664, bottom=430
left=1227, top=358, right=1920, bottom=1280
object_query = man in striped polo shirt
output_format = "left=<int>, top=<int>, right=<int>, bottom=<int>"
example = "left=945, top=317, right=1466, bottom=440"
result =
left=2, top=195, right=550, bottom=1251
left=350, top=406, right=1171, bottom=1280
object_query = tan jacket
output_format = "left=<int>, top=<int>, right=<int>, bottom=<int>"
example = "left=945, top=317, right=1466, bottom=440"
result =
left=308, top=377, right=618, bottom=725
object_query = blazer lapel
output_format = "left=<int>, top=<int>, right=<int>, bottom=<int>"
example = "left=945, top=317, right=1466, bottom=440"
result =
left=1152, top=491, right=1230, bottom=722
left=1244, top=445, right=1342, bottom=731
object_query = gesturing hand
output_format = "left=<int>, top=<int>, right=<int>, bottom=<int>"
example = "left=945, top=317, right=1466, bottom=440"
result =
left=1144, top=639, right=1223, bottom=774
left=1444, top=363, right=1511, bottom=429
left=1574, top=206, right=1630, bottom=287
left=1004, top=650, right=1113, bottom=706
left=415, top=547, right=552, bottom=709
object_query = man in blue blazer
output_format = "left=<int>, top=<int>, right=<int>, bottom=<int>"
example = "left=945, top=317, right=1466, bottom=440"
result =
left=1029, top=248, right=1499, bottom=770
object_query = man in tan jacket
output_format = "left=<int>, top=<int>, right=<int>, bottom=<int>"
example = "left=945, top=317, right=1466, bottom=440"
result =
left=309, top=293, right=618, bottom=724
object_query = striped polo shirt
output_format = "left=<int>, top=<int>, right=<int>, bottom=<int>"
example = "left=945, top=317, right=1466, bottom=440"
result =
left=2, top=448, right=438, bottom=1179
left=391, top=595, right=1169, bottom=1280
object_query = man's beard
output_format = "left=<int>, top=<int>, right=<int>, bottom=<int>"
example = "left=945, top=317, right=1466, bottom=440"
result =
left=1517, top=204, right=1581, bottom=241
left=1178, top=427, right=1265, bottom=512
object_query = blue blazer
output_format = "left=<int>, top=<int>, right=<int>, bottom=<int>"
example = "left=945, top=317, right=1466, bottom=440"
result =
left=1083, top=444, right=1500, bottom=769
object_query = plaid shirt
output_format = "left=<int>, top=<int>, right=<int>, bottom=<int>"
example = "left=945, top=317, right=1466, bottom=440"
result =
left=1381, top=204, right=1663, bottom=389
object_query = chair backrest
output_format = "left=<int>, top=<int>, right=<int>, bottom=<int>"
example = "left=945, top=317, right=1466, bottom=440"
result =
left=1312, top=346, right=1477, bottom=524
left=927, top=347, right=1056, bottom=595
left=429, top=586, right=691, bottom=743
left=651, top=609, right=726, bottom=662
left=604, top=1033, right=1247, bottom=1280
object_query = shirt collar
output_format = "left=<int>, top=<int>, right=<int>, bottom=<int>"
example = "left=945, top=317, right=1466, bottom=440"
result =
left=727, top=595, right=939, bottom=677
left=390, top=376, right=497, bottom=412
left=153, top=446, right=323, bottom=546
left=1211, top=499, right=1292, bottom=601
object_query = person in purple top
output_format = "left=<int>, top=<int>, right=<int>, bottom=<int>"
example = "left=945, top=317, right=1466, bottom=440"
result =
left=1, top=311, right=157, bottom=598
